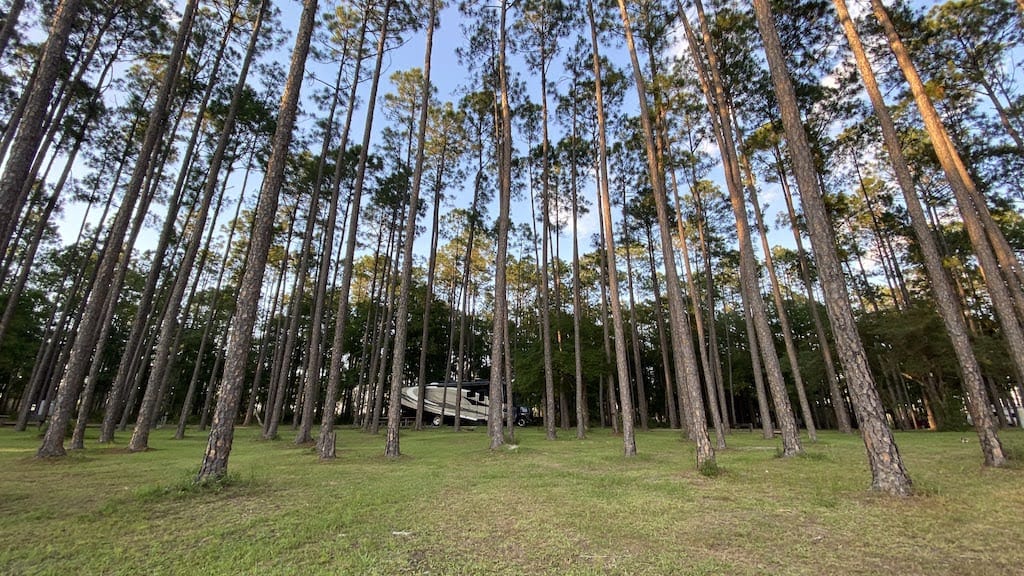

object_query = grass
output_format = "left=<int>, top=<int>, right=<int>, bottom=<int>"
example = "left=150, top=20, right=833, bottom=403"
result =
left=0, top=425, right=1022, bottom=575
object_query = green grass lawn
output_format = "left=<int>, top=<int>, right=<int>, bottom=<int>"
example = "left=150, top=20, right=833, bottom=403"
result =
left=0, top=424, right=1021, bottom=575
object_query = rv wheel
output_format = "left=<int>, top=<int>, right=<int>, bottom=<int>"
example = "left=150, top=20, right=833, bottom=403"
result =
left=431, top=415, right=442, bottom=427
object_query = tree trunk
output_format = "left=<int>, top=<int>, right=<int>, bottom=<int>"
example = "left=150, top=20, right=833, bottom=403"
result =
left=622, top=228, right=649, bottom=432
left=563, top=90, right=588, bottom=439
left=198, top=353, right=224, bottom=431
left=129, top=1, right=256, bottom=451
left=36, top=0, right=199, bottom=458
left=874, top=1, right=1024, bottom=384
left=453, top=228, right=474, bottom=433
left=0, top=133, right=82, bottom=364
left=645, top=228, right=678, bottom=431
left=317, top=0, right=392, bottom=460
left=618, top=0, right=714, bottom=467
left=413, top=123, right=449, bottom=431
left=686, top=0, right=802, bottom=455
left=484, top=0, right=512, bottom=450
left=180, top=154, right=256, bottom=438
left=595, top=195, right=619, bottom=434
left=1, top=4, right=127, bottom=277
left=305, top=9, right=368, bottom=439
left=261, top=218, right=297, bottom=438
left=291, top=34, right=361, bottom=442
left=0, top=11, right=124, bottom=337
left=589, top=0, right=633, bottom=451
left=669, top=171, right=725, bottom=444
left=0, top=0, right=83, bottom=253
left=537, top=42, right=558, bottom=443
left=835, top=0, right=1005, bottom=466
left=753, top=0, right=912, bottom=495
left=747, top=161, right=817, bottom=441
left=0, top=0, right=25, bottom=60
left=369, top=261, right=398, bottom=436
left=743, top=292, right=775, bottom=438
left=196, top=0, right=317, bottom=482
left=775, top=153, right=852, bottom=433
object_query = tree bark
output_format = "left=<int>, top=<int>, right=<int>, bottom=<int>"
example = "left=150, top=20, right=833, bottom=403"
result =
left=318, top=0, right=392, bottom=460
left=775, top=153, right=852, bottom=433
left=618, top=0, right=714, bottom=467
left=36, top=0, right=198, bottom=457
left=304, top=8, right=368, bottom=439
left=290, top=33, right=363, bottom=440
left=753, top=0, right=912, bottom=495
left=129, top=1, right=257, bottom=451
left=196, top=0, right=317, bottom=482
left=686, top=0, right=802, bottom=455
left=622, top=225, right=649, bottom=432
left=537, top=27, right=558, bottom=443
left=669, top=171, right=725, bottom=445
left=742, top=290, right=775, bottom=438
left=835, top=0, right=1005, bottom=466
left=747, top=161, right=817, bottom=441
left=0, top=0, right=83, bottom=255
left=588, top=0, right=633, bottom=452
left=483, top=0, right=513, bottom=450
left=875, top=2, right=1024, bottom=378
left=645, top=225, right=679, bottom=431
left=0, top=0, right=25, bottom=60
left=386, top=20, right=440, bottom=452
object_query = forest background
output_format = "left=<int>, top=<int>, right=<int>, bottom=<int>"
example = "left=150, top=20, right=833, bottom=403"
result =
left=0, top=0, right=1023, bottom=497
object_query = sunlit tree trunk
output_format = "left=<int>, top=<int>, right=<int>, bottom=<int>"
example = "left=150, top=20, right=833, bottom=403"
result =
left=753, top=0, right=911, bottom=495
left=835, top=0, right=1005, bottom=466
left=685, top=0, right=801, bottom=455
left=113, top=95, right=195, bottom=434
left=739, top=289, right=774, bottom=438
left=745, top=159, right=817, bottom=441
left=774, top=151, right=851, bottom=433
left=292, top=28, right=356, bottom=446
left=538, top=70, right=558, bottom=442
left=596, top=204, right=619, bottom=434
left=872, top=0, right=1024, bottom=384
left=669, top=171, right=724, bottom=444
left=181, top=153, right=255, bottom=439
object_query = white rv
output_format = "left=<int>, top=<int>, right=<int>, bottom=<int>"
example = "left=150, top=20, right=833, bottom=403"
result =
left=399, top=380, right=531, bottom=427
